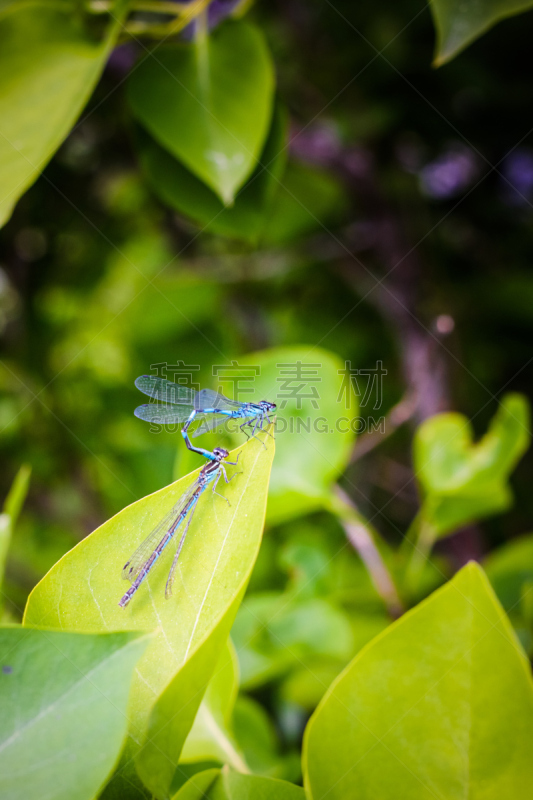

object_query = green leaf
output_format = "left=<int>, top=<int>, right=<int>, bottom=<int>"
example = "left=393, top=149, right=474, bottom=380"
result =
left=0, top=626, right=149, bottom=800
left=0, top=2, right=126, bottom=227
left=211, top=347, right=357, bottom=524
left=232, top=593, right=354, bottom=690
left=431, top=0, right=533, bottom=65
left=483, top=535, right=533, bottom=653
left=2, top=463, right=31, bottom=524
left=24, top=434, right=274, bottom=799
left=277, top=516, right=388, bottom=609
left=414, top=393, right=530, bottom=536
left=0, top=465, right=30, bottom=593
left=304, top=563, right=533, bottom=800
left=261, top=161, right=347, bottom=245
left=0, top=0, right=75, bottom=20
left=212, top=768, right=306, bottom=800
left=280, top=658, right=349, bottom=710
left=483, top=533, right=533, bottom=613
left=172, top=768, right=221, bottom=799
left=172, top=767, right=305, bottom=800
left=181, top=639, right=247, bottom=772
left=135, top=103, right=288, bottom=242
left=128, top=20, right=275, bottom=205
left=232, top=696, right=283, bottom=777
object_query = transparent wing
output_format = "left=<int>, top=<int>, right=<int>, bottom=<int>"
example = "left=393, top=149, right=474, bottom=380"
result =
left=135, top=375, right=197, bottom=405
left=165, top=505, right=197, bottom=598
left=122, top=480, right=200, bottom=583
left=196, top=388, right=243, bottom=411
left=134, top=403, right=193, bottom=425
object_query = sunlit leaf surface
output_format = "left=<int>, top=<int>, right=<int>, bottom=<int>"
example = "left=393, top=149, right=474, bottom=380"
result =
left=24, top=434, right=274, bottom=798
left=304, top=563, right=533, bottom=799
left=0, top=627, right=149, bottom=800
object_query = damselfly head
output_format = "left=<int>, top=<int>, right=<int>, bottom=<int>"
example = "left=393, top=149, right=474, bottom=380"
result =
left=212, top=447, right=229, bottom=460
left=260, top=400, right=276, bottom=412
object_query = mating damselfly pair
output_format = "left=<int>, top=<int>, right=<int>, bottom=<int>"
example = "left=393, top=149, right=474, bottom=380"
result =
left=119, top=375, right=276, bottom=607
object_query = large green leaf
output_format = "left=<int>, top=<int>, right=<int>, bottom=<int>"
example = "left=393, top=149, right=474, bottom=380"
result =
left=128, top=20, right=275, bottom=205
left=181, top=639, right=247, bottom=772
left=431, top=0, right=533, bottom=65
left=135, top=103, right=287, bottom=242
left=414, top=393, right=530, bottom=536
left=0, top=2, right=126, bottom=227
left=0, top=626, right=149, bottom=800
left=24, top=434, right=274, bottom=799
left=172, top=767, right=305, bottom=800
left=303, top=562, right=533, bottom=800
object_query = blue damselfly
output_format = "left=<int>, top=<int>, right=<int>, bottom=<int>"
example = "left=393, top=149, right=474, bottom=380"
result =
left=119, top=447, right=238, bottom=608
left=133, top=375, right=276, bottom=460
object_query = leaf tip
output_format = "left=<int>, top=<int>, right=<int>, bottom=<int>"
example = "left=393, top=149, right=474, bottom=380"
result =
left=221, top=190, right=236, bottom=207
left=454, top=560, right=491, bottom=595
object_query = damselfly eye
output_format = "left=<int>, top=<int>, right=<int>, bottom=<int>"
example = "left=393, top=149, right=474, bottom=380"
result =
left=213, top=447, right=229, bottom=459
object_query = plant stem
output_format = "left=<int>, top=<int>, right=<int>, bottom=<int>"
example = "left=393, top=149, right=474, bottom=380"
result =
left=404, top=509, right=438, bottom=592
left=122, top=0, right=215, bottom=37
left=88, top=0, right=193, bottom=13
left=329, top=486, right=404, bottom=618
left=350, top=391, right=417, bottom=462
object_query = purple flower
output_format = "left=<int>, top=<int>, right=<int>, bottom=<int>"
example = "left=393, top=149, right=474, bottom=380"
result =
left=500, top=148, right=533, bottom=207
left=418, top=145, right=478, bottom=200
left=289, top=121, right=342, bottom=166
left=107, top=43, right=140, bottom=77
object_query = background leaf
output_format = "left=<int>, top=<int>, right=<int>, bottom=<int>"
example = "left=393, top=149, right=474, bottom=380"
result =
left=0, top=465, right=30, bottom=601
left=484, top=533, right=533, bottom=613
left=128, top=20, right=275, bottom=205
left=0, top=1, right=126, bottom=227
left=172, top=767, right=305, bottom=800
left=431, top=0, right=533, bottom=65
left=260, top=162, right=348, bottom=246
left=0, top=626, right=149, bottom=800
left=413, top=393, right=530, bottom=536
left=232, top=695, right=291, bottom=778
left=172, top=768, right=221, bottom=800
left=135, top=103, right=287, bottom=242
left=232, top=592, right=354, bottom=690
left=181, top=638, right=247, bottom=772
left=483, top=533, right=533, bottom=653
left=304, top=562, right=533, bottom=800
left=24, top=434, right=274, bottom=799
left=201, top=346, right=357, bottom=524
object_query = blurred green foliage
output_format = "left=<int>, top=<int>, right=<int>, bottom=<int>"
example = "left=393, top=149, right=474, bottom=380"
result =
left=2, top=0, right=533, bottom=796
